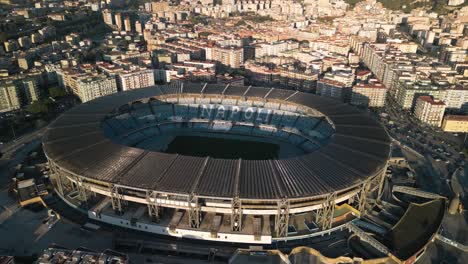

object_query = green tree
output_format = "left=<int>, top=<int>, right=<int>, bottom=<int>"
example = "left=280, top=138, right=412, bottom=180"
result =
left=28, top=100, right=51, bottom=114
left=48, top=86, right=67, bottom=98
left=235, top=20, right=248, bottom=27
left=243, top=15, right=274, bottom=23
left=189, top=15, right=210, bottom=25
left=199, top=31, right=213, bottom=38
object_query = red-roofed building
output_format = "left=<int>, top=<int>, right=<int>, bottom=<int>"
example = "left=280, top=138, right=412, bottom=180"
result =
left=355, top=70, right=372, bottom=82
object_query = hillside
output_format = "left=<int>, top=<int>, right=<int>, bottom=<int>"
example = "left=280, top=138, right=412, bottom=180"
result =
left=345, top=0, right=466, bottom=14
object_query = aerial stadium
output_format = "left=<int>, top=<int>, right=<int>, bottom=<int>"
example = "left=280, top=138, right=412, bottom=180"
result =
left=43, top=83, right=393, bottom=245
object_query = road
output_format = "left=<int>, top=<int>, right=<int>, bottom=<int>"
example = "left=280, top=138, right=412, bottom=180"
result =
left=0, top=126, right=47, bottom=160
left=0, top=95, right=77, bottom=158
left=377, top=95, right=468, bottom=263
left=376, top=97, right=465, bottom=194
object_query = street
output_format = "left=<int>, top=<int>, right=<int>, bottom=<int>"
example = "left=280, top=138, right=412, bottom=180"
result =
left=377, top=97, right=465, bottom=196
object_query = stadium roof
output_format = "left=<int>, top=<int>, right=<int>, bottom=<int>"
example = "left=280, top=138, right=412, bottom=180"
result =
left=43, top=84, right=391, bottom=201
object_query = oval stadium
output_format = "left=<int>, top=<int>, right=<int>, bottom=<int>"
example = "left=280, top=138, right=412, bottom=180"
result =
left=43, top=83, right=391, bottom=244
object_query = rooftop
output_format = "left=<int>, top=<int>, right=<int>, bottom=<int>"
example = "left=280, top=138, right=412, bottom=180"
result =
left=445, top=115, right=468, bottom=121
left=417, top=95, right=445, bottom=105
left=354, top=83, right=387, bottom=89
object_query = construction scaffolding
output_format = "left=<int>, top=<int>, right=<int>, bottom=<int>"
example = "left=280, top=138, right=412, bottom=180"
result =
left=75, top=177, right=87, bottom=202
left=357, top=179, right=372, bottom=216
left=275, top=198, right=290, bottom=237
left=146, top=190, right=159, bottom=221
left=315, top=192, right=336, bottom=230
left=188, top=195, right=200, bottom=228
left=54, top=172, right=64, bottom=196
left=377, top=163, right=389, bottom=201
left=110, top=185, right=125, bottom=214
left=231, top=196, right=242, bottom=232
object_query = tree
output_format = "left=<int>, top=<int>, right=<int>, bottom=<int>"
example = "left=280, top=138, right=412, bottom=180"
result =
left=48, top=87, right=67, bottom=98
left=243, top=15, right=274, bottom=23
left=235, top=20, right=247, bottom=27
left=189, top=15, right=209, bottom=25
left=28, top=100, right=51, bottom=114
left=231, top=68, right=246, bottom=76
left=199, top=31, right=213, bottom=38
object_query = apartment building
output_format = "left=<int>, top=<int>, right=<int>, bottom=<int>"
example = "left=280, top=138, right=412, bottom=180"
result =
left=124, top=16, right=131, bottom=32
left=316, top=79, right=348, bottom=102
left=22, top=77, right=41, bottom=103
left=351, top=82, right=387, bottom=108
left=0, top=81, right=22, bottom=112
left=244, top=62, right=279, bottom=85
left=414, top=96, right=446, bottom=127
left=254, top=41, right=299, bottom=58
left=439, top=46, right=466, bottom=65
left=75, top=75, right=118, bottom=103
left=395, top=80, right=447, bottom=110
left=443, top=85, right=468, bottom=111
left=102, top=9, right=113, bottom=26
left=213, top=46, right=244, bottom=68
left=117, top=69, right=155, bottom=91
left=115, top=13, right=123, bottom=30
left=278, top=66, right=318, bottom=91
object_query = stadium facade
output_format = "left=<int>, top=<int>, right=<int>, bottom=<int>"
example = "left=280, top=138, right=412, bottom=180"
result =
left=43, top=84, right=391, bottom=244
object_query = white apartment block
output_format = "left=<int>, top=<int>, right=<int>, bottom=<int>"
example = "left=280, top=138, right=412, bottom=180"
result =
left=444, top=86, right=468, bottom=110
left=102, top=9, right=113, bottom=26
left=22, top=78, right=41, bottom=103
left=395, top=80, right=447, bottom=110
left=351, top=83, right=387, bottom=108
left=389, top=42, right=418, bottom=54
left=324, top=72, right=354, bottom=88
left=117, top=69, right=155, bottom=91
left=75, top=75, right=118, bottom=103
left=440, top=47, right=466, bottom=65
left=0, top=81, right=21, bottom=112
left=414, top=96, right=446, bottom=127
left=254, top=41, right=299, bottom=58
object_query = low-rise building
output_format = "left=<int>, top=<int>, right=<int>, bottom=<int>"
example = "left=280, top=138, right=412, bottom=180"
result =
left=414, top=96, right=446, bottom=127
left=216, top=74, right=245, bottom=86
left=442, top=115, right=468, bottom=132
left=36, top=246, right=128, bottom=264
left=4, top=39, right=19, bottom=52
left=18, top=56, right=30, bottom=70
